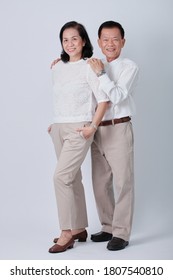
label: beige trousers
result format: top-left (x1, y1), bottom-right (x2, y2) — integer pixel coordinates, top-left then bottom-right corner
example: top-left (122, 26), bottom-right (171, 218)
top-left (50, 122), bottom-right (93, 230)
top-left (91, 121), bottom-right (134, 241)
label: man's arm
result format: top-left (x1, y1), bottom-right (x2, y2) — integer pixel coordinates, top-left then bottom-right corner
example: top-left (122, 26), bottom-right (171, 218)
top-left (50, 58), bottom-right (61, 69)
top-left (88, 58), bottom-right (139, 105)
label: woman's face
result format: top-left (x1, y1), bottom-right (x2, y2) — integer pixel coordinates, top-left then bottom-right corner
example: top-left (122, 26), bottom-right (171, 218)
top-left (62, 28), bottom-right (85, 62)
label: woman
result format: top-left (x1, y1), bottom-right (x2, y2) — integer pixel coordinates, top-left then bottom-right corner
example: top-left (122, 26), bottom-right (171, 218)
top-left (48, 21), bottom-right (109, 253)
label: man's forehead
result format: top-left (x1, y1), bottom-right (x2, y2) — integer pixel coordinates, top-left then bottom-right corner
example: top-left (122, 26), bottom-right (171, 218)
top-left (100, 28), bottom-right (121, 37)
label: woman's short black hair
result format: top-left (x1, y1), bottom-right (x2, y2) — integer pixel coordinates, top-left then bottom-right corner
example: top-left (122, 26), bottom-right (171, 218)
top-left (59, 21), bottom-right (93, 62)
top-left (98, 21), bottom-right (125, 39)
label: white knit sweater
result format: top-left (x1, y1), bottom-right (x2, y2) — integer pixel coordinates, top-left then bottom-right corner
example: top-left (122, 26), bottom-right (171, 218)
top-left (52, 59), bottom-right (108, 123)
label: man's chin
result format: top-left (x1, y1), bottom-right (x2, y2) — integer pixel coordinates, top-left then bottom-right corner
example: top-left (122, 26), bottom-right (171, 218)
top-left (106, 55), bottom-right (116, 62)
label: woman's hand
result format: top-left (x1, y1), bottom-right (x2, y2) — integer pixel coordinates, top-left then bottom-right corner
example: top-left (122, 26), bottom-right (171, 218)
top-left (76, 125), bottom-right (96, 140)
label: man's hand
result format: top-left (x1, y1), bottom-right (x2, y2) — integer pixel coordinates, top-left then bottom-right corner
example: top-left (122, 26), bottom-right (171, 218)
top-left (50, 58), bottom-right (61, 69)
top-left (87, 58), bottom-right (104, 75)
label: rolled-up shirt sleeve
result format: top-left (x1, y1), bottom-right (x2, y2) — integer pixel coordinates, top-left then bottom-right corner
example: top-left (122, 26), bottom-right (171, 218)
top-left (98, 63), bottom-right (139, 105)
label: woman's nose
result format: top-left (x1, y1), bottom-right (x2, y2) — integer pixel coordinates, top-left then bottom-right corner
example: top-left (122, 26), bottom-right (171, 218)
top-left (68, 40), bottom-right (74, 46)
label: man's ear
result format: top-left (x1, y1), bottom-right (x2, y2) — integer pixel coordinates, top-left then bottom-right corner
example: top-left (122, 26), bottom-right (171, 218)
top-left (121, 38), bottom-right (126, 48)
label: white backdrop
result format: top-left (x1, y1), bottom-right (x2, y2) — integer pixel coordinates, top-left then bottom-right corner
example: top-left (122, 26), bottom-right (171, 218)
top-left (0, 0), bottom-right (173, 260)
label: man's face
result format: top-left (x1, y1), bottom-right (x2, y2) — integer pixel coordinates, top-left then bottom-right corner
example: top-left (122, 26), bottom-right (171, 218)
top-left (98, 27), bottom-right (125, 62)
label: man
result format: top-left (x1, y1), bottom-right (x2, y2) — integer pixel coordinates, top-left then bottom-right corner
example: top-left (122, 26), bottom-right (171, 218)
top-left (87, 21), bottom-right (139, 251)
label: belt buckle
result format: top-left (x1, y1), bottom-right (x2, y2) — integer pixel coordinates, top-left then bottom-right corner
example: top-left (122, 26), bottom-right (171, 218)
top-left (112, 119), bottom-right (115, 126)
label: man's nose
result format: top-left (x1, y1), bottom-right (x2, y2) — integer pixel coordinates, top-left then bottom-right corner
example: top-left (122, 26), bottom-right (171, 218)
top-left (108, 39), bottom-right (114, 45)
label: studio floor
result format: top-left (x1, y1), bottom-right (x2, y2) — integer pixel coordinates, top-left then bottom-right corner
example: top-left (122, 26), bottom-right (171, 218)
top-left (1, 221), bottom-right (173, 260)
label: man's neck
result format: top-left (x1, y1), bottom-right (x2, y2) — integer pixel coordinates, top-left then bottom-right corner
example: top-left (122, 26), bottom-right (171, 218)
top-left (106, 55), bottom-right (120, 62)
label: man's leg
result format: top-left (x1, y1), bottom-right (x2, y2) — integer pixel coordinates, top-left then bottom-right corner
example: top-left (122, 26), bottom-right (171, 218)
top-left (103, 122), bottom-right (134, 247)
top-left (91, 129), bottom-right (115, 237)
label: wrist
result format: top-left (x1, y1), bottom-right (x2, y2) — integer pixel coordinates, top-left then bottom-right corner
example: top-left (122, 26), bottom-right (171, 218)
top-left (90, 123), bottom-right (98, 131)
top-left (96, 69), bottom-right (106, 77)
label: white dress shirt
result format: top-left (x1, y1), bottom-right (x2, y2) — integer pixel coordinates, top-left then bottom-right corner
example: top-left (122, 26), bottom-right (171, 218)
top-left (98, 56), bottom-right (139, 120)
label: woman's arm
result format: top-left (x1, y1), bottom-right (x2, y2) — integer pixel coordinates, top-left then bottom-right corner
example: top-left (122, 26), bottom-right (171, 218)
top-left (76, 101), bottom-right (108, 139)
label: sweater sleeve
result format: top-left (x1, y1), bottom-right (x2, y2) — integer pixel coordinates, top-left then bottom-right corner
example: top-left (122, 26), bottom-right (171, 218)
top-left (86, 64), bottom-right (109, 103)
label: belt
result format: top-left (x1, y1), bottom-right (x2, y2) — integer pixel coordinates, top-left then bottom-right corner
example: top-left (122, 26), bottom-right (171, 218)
top-left (99, 116), bottom-right (131, 126)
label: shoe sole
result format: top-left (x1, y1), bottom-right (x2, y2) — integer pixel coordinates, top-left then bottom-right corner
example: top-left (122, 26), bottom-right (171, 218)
top-left (91, 238), bottom-right (112, 242)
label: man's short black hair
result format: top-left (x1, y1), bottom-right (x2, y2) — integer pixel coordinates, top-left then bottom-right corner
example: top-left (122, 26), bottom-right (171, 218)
top-left (98, 21), bottom-right (125, 39)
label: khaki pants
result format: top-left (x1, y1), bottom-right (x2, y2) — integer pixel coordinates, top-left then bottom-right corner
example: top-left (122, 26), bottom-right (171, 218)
top-left (50, 122), bottom-right (93, 230)
top-left (91, 121), bottom-right (134, 241)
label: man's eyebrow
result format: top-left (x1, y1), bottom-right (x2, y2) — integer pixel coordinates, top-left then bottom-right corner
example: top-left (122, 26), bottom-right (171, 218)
top-left (102, 36), bottom-right (119, 38)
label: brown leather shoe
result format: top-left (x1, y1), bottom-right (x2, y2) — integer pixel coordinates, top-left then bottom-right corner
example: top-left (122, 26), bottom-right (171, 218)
top-left (53, 229), bottom-right (87, 243)
top-left (49, 237), bottom-right (74, 253)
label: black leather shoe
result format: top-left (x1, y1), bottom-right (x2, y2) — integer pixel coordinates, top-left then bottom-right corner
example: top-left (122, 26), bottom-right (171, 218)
top-left (91, 231), bottom-right (112, 242)
top-left (107, 237), bottom-right (129, 251)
